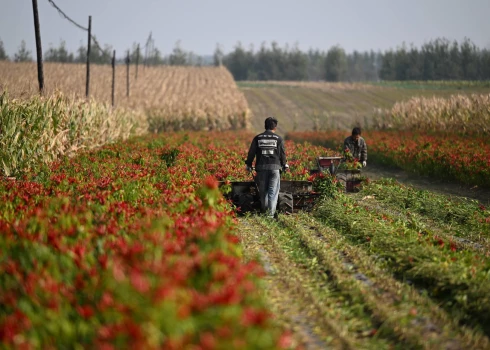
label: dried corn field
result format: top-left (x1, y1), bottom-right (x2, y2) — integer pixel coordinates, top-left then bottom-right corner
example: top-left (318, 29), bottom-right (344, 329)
top-left (372, 93), bottom-right (490, 135)
top-left (0, 62), bottom-right (250, 131)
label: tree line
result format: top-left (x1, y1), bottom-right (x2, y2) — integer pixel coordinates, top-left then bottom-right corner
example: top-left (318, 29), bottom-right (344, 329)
top-left (221, 38), bottom-right (490, 81)
top-left (1, 37), bottom-right (489, 81)
top-left (0, 38), bottom-right (210, 66)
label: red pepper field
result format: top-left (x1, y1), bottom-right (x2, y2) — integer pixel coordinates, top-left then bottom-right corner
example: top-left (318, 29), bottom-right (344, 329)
top-left (287, 130), bottom-right (490, 188)
top-left (2, 129), bottom-right (490, 349)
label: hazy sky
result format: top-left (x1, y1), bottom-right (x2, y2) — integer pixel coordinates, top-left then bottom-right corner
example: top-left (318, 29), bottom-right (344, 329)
top-left (1, 0), bottom-right (489, 59)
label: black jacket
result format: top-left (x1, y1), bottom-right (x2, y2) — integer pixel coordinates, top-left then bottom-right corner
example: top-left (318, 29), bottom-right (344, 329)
top-left (246, 130), bottom-right (287, 171)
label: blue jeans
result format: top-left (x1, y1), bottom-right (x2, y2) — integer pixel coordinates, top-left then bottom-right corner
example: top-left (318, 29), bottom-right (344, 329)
top-left (256, 170), bottom-right (280, 216)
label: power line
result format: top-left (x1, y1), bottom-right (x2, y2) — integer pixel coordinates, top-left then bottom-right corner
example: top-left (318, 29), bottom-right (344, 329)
top-left (46, 0), bottom-right (87, 31)
top-left (46, 0), bottom-right (108, 58)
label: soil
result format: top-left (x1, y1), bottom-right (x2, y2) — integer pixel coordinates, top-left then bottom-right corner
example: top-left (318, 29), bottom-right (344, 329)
top-left (362, 163), bottom-right (490, 205)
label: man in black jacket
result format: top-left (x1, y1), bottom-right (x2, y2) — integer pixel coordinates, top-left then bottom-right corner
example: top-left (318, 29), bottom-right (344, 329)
top-left (245, 117), bottom-right (289, 217)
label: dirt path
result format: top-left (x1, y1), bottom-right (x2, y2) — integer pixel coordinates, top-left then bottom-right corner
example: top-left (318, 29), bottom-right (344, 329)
top-left (362, 164), bottom-right (490, 205)
top-left (238, 218), bottom-right (337, 349)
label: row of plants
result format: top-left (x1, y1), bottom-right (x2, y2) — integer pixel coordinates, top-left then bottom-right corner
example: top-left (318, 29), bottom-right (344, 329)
top-left (279, 212), bottom-right (488, 349)
top-left (313, 184), bottom-right (490, 337)
top-left (234, 182), bottom-right (490, 349)
top-left (1, 131), bottom-right (303, 348)
top-left (287, 130), bottom-right (490, 188)
top-left (361, 178), bottom-right (490, 245)
top-left (241, 216), bottom-right (391, 349)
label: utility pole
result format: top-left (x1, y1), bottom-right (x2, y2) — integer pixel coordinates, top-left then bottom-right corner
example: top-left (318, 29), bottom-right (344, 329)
top-left (126, 50), bottom-right (130, 98)
top-left (32, 0), bottom-right (44, 94)
top-left (135, 44), bottom-right (140, 80)
top-left (111, 50), bottom-right (116, 107)
top-left (85, 15), bottom-right (92, 98)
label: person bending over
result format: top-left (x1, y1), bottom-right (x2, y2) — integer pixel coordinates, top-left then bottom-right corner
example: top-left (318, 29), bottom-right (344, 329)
top-left (344, 127), bottom-right (367, 167)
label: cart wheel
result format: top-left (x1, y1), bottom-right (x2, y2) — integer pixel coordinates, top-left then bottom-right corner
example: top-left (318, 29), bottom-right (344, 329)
top-left (278, 192), bottom-right (293, 215)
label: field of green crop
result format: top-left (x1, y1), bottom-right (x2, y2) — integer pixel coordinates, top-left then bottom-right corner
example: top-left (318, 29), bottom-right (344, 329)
top-left (239, 80), bottom-right (490, 133)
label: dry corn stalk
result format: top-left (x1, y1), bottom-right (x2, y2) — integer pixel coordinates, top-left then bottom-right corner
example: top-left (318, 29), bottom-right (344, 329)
top-left (371, 93), bottom-right (490, 134)
top-left (0, 62), bottom-right (250, 131)
top-left (0, 92), bottom-right (147, 177)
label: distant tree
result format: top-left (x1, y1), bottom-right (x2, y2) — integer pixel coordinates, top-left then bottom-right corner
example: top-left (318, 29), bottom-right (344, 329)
top-left (129, 42), bottom-right (141, 63)
top-left (460, 38), bottom-right (478, 80)
top-left (220, 37), bottom-right (487, 82)
top-left (75, 42), bottom-right (86, 63)
top-left (364, 51), bottom-right (380, 81)
top-left (394, 43), bottom-right (410, 80)
top-left (186, 51), bottom-right (203, 66)
top-left (306, 49), bottom-right (325, 81)
top-left (347, 50), bottom-right (364, 81)
top-left (256, 42), bottom-right (274, 80)
top-left (284, 44), bottom-right (308, 80)
top-left (45, 40), bottom-right (74, 63)
top-left (402, 44), bottom-right (420, 80)
top-left (324, 45), bottom-right (347, 82)
top-left (14, 40), bottom-right (32, 62)
top-left (432, 38), bottom-right (453, 79)
top-left (169, 41), bottom-right (187, 65)
top-left (379, 50), bottom-right (396, 80)
top-left (148, 47), bottom-right (164, 65)
top-left (213, 43), bottom-right (224, 66)
top-left (75, 39), bottom-right (112, 65)
top-left (0, 38), bottom-right (8, 60)
top-left (448, 40), bottom-right (461, 79)
top-left (480, 49), bottom-right (490, 80)
top-left (225, 42), bottom-right (253, 80)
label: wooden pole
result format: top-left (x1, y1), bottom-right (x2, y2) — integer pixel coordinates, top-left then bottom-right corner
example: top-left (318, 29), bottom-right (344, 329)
top-left (111, 50), bottom-right (116, 107)
top-left (135, 44), bottom-right (140, 80)
top-left (126, 50), bottom-right (130, 98)
top-left (85, 15), bottom-right (92, 98)
top-left (31, 0), bottom-right (44, 94)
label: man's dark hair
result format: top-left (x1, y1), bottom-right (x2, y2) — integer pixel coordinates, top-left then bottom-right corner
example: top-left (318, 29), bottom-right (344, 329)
top-left (352, 127), bottom-right (362, 136)
top-left (265, 117), bottom-right (278, 130)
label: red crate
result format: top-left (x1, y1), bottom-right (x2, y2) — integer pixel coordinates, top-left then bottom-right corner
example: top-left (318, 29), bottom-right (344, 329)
top-left (318, 158), bottom-right (333, 167)
top-left (317, 157), bottom-right (342, 169)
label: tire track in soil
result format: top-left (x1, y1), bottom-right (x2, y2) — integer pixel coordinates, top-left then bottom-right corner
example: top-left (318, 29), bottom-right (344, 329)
top-left (238, 217), bottom-right (355, 350)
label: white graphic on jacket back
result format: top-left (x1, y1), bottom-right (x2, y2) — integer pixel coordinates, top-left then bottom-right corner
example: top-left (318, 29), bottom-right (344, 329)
top-left (258, 139), bottom-right (277, 155)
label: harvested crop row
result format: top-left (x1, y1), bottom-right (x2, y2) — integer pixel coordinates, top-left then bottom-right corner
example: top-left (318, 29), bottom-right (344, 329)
top-left (359, 179), bottom-right (490, 251)
top-left (314, 190), bottom-right (490, 335)
top-left (239, 216), bottom-right (390, 349)
top-left (280, 212), bottom-right (489, 349)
